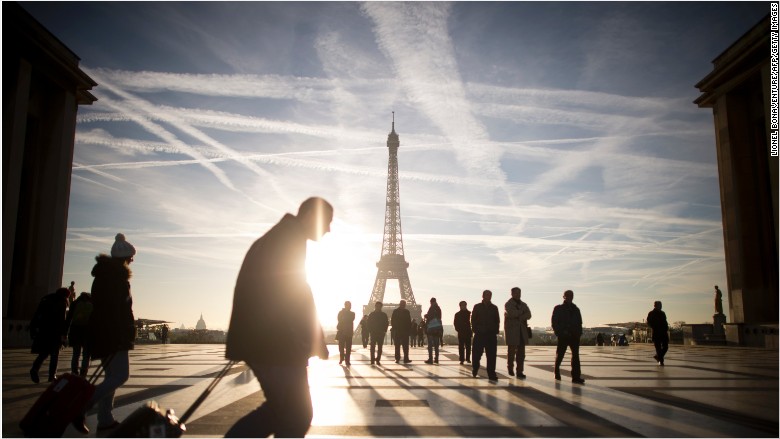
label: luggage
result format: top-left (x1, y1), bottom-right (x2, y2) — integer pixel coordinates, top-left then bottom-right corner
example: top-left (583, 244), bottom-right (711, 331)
top-left (109, 361), bottom-right (235, 438)
top-left (19, 357), bottom-right (110, 437)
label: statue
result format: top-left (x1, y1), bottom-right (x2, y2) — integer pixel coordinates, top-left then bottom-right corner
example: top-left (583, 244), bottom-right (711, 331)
top-left (714, 285), bottom-right (723, 314)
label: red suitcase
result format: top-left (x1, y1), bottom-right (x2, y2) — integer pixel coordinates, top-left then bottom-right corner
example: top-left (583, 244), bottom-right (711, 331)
top-left (19, 373), bottom-right (96, 437)
top-left (19, 356), bottom-right (110, 437)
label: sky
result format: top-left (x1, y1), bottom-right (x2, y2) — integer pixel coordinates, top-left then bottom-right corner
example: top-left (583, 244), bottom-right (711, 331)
top-left (20, 1), bottom-right (769, 331)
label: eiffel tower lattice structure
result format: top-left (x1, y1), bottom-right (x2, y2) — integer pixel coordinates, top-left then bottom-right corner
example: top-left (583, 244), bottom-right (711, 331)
top-left (363, 114), bottom-right (422, 324)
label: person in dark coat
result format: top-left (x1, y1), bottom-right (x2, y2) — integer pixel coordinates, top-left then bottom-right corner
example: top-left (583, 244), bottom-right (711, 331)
top-left (454, 301), bottom-right (472, 365)
top-left (65, 292), bottom-right (93, 377)
top-left (410, 319), bottom-right (418, 347)
top-left (72, 233), bottom-right (138, 434)
top-left (551, 289), bottom-right (585, 384)
top-left (504, 287), bottom-right (532, 378)
top-left (418, 317), bottom-right (426, 347)
top-left (647, 301), bottom-right (669, 366)
top-left (471, 290), bottom-right (500, 381)
top-left (424, 297), bottom-right (443, 364)
top-left (596, 332), bottom-right (604, 346)
top-left (29, 287), bottom-right (70, 383)
top-left (336, 301), bottom-right (355, 366)
top-left (367, 301), bottom-right (389, 365)
top-left (224, 198), bottom-right (332, 438)
top-left (391, 300), bottom-right (413, 364)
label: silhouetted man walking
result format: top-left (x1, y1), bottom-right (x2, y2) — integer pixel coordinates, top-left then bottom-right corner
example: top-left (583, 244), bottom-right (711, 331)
top-left (29, 287), bottom-right (69, 384)
top-left (367, 302), bottom-right (388, 365)
top-left (391, 300), bottom-right (412, 364)
top-left (337, 301), bottom-right (355, 366)
top-left (454, 301), bottom-right (471, 365)
top-left (552, 290), bottom-right (585, 384)
top-left (647, 301), bottom-right (669, 366)
top-left (504, 287), bottom-right (531, 378)
top-left (472, 290), bottom-right (500, 381)
top-left (225, 197), bottom-right (333, 437)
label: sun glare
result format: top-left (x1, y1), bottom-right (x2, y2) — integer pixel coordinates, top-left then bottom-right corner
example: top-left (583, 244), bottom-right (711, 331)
top-left (306, 222), bottom-right (378, 329)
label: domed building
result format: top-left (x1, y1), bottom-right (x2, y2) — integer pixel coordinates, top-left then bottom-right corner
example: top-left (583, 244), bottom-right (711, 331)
top-left (195, 313), bottom-right (207, 330)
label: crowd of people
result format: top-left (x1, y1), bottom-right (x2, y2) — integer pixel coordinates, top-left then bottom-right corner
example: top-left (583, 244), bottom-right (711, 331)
top-left (25, 197), bottom-right (672, 437)
top-left (338, 286), bottom-right (600, 385)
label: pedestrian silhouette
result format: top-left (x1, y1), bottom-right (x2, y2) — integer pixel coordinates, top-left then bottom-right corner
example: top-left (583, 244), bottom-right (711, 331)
top-left (225, 198), bottom-right (333, 438)
top-left (417, 317), bottom-right (426, 347)
top-left (410, 319), bottom-right (418, 347)
top-left (367, 302), bottom-right (388, 365)
top-left (391, 300), bottom-right (413, 364)
top-left (647, 300), bottom-right (669, 366)
top-left (161, 324), bottom-right (169, 344)
top-left (29, 287), bottom-right (70, 384)
top-left (72, 232), bottom-right (138, 434)
top-left (424, 298), bottom-right (443, 364)
top-left (596, 332), bottom-right (604, 346)
top-left (504, 287), bottom-right (531, 378)
top-left (552, 289), bottom-right (585, 384)
top-left (359, 315), bottom-right (369, 348)
top-left (337, 301), bottom-right (355, 366)
top-left (67, 281), bottom-right (76, 306)
top-left (454, 301), bottom-right (472, 365)
top-left (471, 290), bottom-right (500, 381)
top-left (65, 291), bottom-right (93, 377)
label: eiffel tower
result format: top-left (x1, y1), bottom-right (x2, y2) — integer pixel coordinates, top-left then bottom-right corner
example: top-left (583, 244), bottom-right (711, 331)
top-left (363, 113), bottom-right (422, 323)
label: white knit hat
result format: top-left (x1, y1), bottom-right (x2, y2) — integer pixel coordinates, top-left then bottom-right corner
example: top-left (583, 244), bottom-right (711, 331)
top-left (111, 233), bottom-right (136, 259)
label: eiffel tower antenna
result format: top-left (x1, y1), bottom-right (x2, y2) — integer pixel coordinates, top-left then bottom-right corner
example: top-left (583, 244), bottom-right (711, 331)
top-left (365, 114), bottom-right (421, 322)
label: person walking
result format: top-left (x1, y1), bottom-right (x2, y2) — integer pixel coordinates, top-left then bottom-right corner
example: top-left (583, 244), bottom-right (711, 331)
top-left (359, 315), bottom-right (369, 348)
top-left (454, 301), bottom-right (472, 365)
top-left (224, 198), bottom-right (332, 438)
top-left (471, 290), bottom-right (500, 381)
top-left (417, 318), bottom-right (426, 347)
top-left (29, 287), bottom-right (70, 384)
top-left (391, 300), bottom-right (413, 364)
top-left (72, 233), bottom-right (138, 434)
top-left (65, 291), bottom-right (93, 377)
top-left (410, 319), bottom-right (418, 347)
top-left (68, 281), bottom-right (77, 307)
top-left (646, 301), bottom-right (669, 366)
top-left (367, 302), bottom-right (388, 365)
top-left (551, 289), bottom-right (585, 384)
top-left (336, 301), bottom-right (355, 366)
top-left (504, 287), bottom-right (532, 378)
top-left (424, 298), bottom-right (443, 364)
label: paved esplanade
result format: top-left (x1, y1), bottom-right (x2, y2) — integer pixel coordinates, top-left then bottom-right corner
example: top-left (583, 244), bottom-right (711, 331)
top-left (2, 344), bottom-right (777, 437)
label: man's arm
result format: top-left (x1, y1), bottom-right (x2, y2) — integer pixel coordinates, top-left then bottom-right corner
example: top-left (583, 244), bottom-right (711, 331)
top-left (505, 300), bottom-right (521, 319)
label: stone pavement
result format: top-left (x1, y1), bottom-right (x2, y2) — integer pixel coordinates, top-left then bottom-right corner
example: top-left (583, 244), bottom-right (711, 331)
top-left (2, 343), bottom-right (777, 437)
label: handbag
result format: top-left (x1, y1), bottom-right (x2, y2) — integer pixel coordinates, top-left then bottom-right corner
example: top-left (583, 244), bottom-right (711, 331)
top-left (527, 326), bottom-right (533, 338)
top-left (427, 317), bottom-right (442, 329)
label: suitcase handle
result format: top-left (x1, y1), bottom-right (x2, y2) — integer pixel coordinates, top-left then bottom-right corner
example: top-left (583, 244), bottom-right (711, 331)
top-left (179, 361), bottom-right (236, 424)
top-left (87, 353), bottom-right (116, 385)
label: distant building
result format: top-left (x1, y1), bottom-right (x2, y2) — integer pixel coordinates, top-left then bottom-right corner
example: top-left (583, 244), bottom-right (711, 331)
top-left (196, 313), bottom-right (207, 330)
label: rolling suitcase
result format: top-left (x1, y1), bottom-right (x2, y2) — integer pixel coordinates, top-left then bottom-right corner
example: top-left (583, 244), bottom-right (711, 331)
top-left (109, 361), bottom-right (235, 437)
top-left (19, 357), bottom-right (110, 437)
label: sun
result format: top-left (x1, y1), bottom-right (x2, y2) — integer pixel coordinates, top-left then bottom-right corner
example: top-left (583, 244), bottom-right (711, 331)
top-left (305, 221), bottom-right (378, 329)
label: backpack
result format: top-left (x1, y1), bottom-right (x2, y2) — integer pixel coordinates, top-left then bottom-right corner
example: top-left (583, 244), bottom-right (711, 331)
top-left (70, 300), bottom-right (93, 327)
